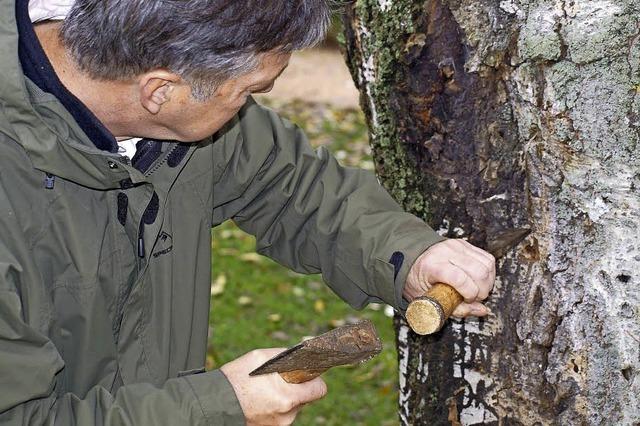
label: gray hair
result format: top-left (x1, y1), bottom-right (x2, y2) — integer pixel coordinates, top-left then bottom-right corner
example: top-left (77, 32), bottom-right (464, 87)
top-left (61, 0), bottom-right (331, 100)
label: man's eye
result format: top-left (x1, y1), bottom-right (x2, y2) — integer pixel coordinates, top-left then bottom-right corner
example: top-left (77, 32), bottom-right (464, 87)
top-left (252, 83), bottom-right (274, 94)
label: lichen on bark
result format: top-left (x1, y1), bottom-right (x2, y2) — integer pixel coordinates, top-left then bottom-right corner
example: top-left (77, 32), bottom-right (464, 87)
top-left (342, 0), bottom-right (432, 217)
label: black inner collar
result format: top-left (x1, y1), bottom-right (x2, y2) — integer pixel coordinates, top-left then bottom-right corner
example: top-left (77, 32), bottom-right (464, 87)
top-left (16, 0), bottom-right (118, 153)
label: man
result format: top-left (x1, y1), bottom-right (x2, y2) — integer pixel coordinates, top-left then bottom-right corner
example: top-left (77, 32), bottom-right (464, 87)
top-left (0, 0), bottom-right (495, 424)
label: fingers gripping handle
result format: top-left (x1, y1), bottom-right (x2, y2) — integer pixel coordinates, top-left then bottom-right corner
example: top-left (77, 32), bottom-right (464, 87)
top-left (279, 368), bottom-right (328, 384)
top-left (405, 283), bottom-right (464, 335)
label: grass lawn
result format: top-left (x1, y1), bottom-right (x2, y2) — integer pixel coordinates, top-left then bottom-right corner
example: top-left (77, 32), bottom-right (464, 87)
top-left (208, 100), bottom-right (399, 425)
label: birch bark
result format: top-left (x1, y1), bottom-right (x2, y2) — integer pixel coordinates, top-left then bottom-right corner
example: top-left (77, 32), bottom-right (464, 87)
top-left (342, 0), bottom-right (640, 424)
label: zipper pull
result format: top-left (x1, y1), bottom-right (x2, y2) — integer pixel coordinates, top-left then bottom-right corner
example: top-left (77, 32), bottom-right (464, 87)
top-left (44, 173), bottom-right (55, 190)
top-left (137, 223), bottom-right (145, 258)
top-left (138, 236), bottom-right (145, 258)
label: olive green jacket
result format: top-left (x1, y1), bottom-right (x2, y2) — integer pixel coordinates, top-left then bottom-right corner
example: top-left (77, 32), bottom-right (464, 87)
top-left (0, 0), bottom-right (443, 424)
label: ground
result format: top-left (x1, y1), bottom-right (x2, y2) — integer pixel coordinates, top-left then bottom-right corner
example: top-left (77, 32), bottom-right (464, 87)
top-left (257, 48), bottom-right (360, 109)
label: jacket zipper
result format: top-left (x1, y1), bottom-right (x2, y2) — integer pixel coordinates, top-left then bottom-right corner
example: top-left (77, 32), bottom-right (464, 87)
top-left (143, 144), bottom-right (179, 177)
top-left (113, 143), bottom-right (183, 342)
top-left (135, 143), bottom-right (180, 260)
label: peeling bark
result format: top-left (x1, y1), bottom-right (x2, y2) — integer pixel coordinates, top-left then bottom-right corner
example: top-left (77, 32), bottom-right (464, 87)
top-left (343, 0), bottom-right (640, 424)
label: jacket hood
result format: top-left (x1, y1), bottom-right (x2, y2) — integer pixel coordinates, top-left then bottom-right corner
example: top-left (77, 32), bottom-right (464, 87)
top-left (0, 0), bottom-right (145, 189)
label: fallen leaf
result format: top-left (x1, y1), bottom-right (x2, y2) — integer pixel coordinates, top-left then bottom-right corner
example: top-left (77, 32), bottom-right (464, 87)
top-left (292, 287), bottom-right (305, 297)
top-left (378, 380), bottom-right (394, 395)
top-left (268, 313), bottom-right (281, 322)
top-left (219, 230), bottom-right (234, 239)
top-left (240, 253), bottom-right (263, 263)
top-left (335, 150), bottom-right (347, 160)
top-left (314, 299), bottom-right (325, 313)
top-left (210, 274), bottom-right (227, 296)
top-left (329, 318), bottom-right (346, 328)
top-left (360, 160), bottom-right (375, 170)
top-left (218, 248), bottom-right (239, 256)
top-left (238, 296), bottom-right (253, 306)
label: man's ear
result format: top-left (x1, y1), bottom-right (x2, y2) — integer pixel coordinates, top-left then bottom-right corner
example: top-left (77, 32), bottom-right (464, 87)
top-left (139, 70), bottom-right (181, 115)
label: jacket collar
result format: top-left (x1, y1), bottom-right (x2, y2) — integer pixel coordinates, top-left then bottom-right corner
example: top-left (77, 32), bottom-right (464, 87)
top-left (16, 0), bottom-right (118, 153)
top-left (0, 0), bottom-right (145, 189)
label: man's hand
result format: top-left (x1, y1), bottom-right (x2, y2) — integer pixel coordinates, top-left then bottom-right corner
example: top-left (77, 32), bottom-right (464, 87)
top-left (404, 239), bottom-right (496, 317)
top-left (220, 349), bottom-right (328, 426)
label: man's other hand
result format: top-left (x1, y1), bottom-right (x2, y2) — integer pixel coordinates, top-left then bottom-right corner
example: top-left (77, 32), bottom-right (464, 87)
top-left (404, 239), bottom-right (496, 318)
top-left (220, 348), bottom-right (328, 426)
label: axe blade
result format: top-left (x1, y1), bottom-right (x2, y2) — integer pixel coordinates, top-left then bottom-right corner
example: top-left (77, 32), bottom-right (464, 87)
top-left (250, 320), bottom-right (382, 377)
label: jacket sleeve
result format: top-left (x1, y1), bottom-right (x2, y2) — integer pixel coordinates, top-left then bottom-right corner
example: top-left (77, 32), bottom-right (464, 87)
top-left (212, 100), bottom-right (445, 312)
top-left (0, 185), bottom-right (244, 425)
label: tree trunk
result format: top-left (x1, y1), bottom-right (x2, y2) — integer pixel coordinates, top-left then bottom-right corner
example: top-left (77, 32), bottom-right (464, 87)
top-left (342, 0), bottom-right (640, 424)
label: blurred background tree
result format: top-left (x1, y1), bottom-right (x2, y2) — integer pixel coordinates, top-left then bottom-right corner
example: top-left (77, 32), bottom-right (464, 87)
top-left (342, 0), bottom-right (640, 425)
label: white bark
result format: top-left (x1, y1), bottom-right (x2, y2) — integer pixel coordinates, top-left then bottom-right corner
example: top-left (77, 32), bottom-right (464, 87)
top-left (344, 0), bottom-right (640, 423)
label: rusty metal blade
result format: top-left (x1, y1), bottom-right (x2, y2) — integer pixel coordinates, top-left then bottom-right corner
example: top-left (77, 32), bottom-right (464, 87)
top-left (486, 227), bottom-right (531, 259)
top-left (250, 320), bottom-right (382, 376)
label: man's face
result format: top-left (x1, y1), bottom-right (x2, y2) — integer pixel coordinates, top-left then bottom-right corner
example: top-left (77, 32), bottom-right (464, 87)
top-left (157, 52), bottom-right (291, 142)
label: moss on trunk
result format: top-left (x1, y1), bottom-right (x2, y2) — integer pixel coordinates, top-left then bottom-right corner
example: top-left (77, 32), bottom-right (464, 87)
top-left (343, 1), bottom-right (431, 218)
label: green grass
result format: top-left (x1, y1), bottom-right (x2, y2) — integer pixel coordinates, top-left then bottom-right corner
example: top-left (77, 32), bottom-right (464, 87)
top-left (209, 100), bottom-right (399, 425)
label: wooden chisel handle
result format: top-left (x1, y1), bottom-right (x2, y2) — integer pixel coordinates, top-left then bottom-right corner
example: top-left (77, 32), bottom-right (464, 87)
top-left (279, 368), bottom-right (328, 384)
top-left (405, 283), bottom-right (464, 335)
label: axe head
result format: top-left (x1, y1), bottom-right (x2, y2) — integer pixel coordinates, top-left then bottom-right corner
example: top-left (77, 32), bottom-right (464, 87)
top-left (250, 320), bottom-right (383, 376)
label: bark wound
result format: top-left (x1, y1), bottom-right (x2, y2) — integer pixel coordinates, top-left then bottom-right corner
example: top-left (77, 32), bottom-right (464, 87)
top-left (394, 1), bottom-right (525, 248)
top-left (390, 1), bottom-right (531, 423)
